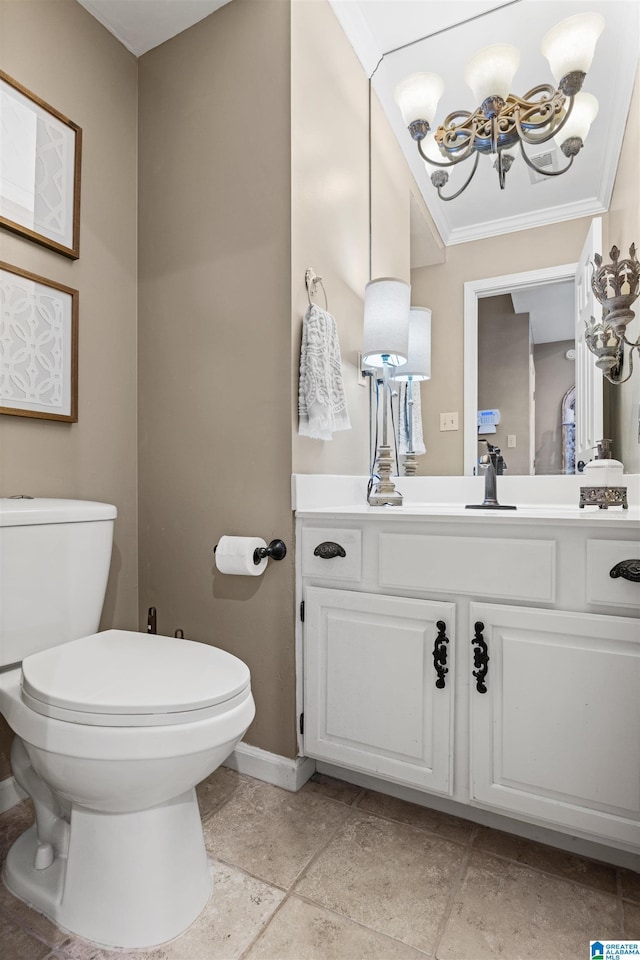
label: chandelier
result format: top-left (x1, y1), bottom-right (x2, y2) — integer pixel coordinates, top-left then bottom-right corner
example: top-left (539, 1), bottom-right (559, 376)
top-left (394, 13), bottom-right (604, 201)
top-left (585, 244), bottom-right (639, 384)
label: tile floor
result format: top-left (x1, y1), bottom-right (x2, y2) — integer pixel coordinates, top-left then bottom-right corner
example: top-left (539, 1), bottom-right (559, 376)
top-left (0, 768), bottom-right (638, 960)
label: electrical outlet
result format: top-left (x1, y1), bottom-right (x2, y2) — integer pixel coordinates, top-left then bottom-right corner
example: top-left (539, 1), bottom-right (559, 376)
top-left (440, 412), bottom-right (458, 431)
top-left (507, 434), bottom-right (516, 448)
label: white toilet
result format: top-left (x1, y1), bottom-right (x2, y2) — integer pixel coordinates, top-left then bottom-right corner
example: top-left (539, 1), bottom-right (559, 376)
top-left (0, 498), bottom-right (255, 949)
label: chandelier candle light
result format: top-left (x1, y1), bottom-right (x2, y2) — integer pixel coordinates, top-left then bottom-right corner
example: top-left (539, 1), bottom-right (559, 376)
top-left (392, 307), bottom-right (432, 476)
top-left (394, 12), bottom-right (604, 200)
top-left (362, 278), bottom-right (410, 506)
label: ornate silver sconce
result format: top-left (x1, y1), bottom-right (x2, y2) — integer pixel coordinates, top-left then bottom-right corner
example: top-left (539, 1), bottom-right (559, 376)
top-left (585, 243), bottom-right (639, 384)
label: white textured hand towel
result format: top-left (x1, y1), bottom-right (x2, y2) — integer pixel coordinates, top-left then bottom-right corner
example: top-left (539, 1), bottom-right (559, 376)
top-left (396, 381), bottom-right (426, 455)
top-left (298, 304), bottom-right (351, 440)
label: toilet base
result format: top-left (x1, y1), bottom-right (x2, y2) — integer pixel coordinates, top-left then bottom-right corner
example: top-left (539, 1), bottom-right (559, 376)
top-left (3, 787), bottom-right (212, 949)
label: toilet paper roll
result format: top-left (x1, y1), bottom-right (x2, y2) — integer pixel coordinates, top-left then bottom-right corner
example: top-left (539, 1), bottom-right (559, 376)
top-left (215, 536), bottom-right (268, 576)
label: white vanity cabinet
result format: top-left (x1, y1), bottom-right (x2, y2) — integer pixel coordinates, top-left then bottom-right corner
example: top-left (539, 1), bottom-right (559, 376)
top-left (469, 602), bottom-right (640, 849)
top-left (304, 586), bottom-right (455, 794)
top-left (297, 511), bottom-right (640, 856)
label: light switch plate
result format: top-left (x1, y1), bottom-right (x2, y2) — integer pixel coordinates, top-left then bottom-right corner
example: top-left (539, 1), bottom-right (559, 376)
top-left (440, 412), bottom-right (458, 431)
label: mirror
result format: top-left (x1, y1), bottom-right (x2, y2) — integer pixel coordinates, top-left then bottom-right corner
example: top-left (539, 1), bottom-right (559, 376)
top-left (468, 271), bottom-right (581, 476)
top-left (362, 1), bottom-right (636, 477)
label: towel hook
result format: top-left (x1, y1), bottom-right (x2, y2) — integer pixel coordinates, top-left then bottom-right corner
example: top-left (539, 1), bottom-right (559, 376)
top-left (305, 268), bottom-right (328, 310)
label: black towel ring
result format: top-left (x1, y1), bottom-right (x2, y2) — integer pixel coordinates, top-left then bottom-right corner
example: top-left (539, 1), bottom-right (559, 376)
top-left (305, 268), bottom-right (328, 311)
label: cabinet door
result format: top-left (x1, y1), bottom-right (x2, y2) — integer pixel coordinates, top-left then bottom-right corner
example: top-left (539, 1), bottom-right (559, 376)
top-left (470, 602), bottom-right (640, 849)
top-left (304, 586), bottom-right (455, 794)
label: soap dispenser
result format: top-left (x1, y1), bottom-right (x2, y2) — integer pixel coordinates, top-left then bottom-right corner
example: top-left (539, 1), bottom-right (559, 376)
top-left (579, 439), bottom-right (628, 509)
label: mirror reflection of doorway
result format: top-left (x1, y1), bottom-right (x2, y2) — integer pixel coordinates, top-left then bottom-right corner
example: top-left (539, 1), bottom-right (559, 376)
top-left (477, 282), bottom-right (575, 475)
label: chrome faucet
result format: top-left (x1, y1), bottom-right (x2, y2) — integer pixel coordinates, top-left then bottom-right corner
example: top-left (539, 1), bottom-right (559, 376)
top-left (466, 440), bottom-right (516, 510)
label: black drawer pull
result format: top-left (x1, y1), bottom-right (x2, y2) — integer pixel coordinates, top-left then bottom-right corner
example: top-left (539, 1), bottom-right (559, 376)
top-left (610, 559), bottom-right (640, 582)
top-left (433, 621), bottom-right (449, 689)
top-left (314, 541), bottom-right (346, 559)
top-left (471, 621), bottom-right (489, 694)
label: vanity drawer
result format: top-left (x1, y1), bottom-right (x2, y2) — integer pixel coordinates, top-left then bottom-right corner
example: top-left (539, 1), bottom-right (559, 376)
top-left (301, 527), bottom-right (362, 582)
top-left (586, 540), bottom-right (640, 610)
top-left (379, 533), bottom-right (556, 603)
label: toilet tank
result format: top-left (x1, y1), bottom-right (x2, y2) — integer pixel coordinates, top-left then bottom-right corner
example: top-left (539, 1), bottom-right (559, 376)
top-left (0, 499), bottom-right (117, 667)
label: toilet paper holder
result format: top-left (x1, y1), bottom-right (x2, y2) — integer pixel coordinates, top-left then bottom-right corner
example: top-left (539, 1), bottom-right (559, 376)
top-left (213, 538), bottom-right (287, 565)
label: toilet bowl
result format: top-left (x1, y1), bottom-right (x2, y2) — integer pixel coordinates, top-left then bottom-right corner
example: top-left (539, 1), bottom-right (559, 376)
top-left (0, 629), bottom-right (255, 948)
top-left (0, 496), bottom-right (255, 950)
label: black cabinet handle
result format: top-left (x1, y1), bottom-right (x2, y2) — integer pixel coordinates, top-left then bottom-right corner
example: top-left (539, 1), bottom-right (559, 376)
top-left (610, 559), bottom-right (640, 582)
top-left (313, 541), bottom-right (346, 559)
top-left (472, 621), bottom-right (489, 694)
top-left (433, 621), bottom-right (449, 689)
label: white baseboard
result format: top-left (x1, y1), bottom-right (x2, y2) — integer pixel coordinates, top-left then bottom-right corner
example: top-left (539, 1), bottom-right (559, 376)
top-left (224, 742), bottom-right (316, 792)
top-left (0, 776), bottom-right (27, 814)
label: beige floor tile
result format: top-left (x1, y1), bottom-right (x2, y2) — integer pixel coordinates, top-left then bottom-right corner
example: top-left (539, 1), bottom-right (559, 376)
top-left (202, 777), bottom-right (350, 889)
top-left (0, 909), bottom-right (53, 960)
top-left (357, 790), bottom-right (473, 845)
top-left (0, 798), bottom-right (34, 862)
top-left (472, 827), bottom-right (619, 895)
top-left (437, 850), bottom-right (621, 960)
top-left (300, 773), bottom-right (362, 806)
top-left (245, 895), bottom-right (430, 960)
top-left (620, 867), bottom-right (640, 905)
top-left (0, 882), bottom-right (69, 948)
top-left (294, 813), bottom-right (466, 954)
top-left (624, 901), bottom-right (640, 939)
top-left (59, 862), bottom-right (284, 960)
top-left (196, 766), bottom-right (249, 822)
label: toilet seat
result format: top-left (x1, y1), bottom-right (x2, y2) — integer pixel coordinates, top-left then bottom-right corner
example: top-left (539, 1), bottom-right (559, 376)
top-left (21, 629), bottom-right (251, 727)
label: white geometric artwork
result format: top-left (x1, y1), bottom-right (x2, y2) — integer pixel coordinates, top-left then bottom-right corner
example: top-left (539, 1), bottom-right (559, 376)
top-left (0, 71), bottom-right (81, 258)
top-left (0, 265), bottom-right (77, 421)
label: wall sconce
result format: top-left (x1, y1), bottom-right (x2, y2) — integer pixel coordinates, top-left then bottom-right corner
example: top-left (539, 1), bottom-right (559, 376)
top-left (362, 278), bottom-right (410, 506)
top-left (392, 307), bottom-right (431, 476)
top-left (585, 243), bottom-right (639, 383)
top-left (394, 12), bottom-right (604, 200)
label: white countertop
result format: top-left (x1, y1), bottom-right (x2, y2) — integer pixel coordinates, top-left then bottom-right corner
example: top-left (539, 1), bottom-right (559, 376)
top-left (292, 475), bottom-right (640, 528)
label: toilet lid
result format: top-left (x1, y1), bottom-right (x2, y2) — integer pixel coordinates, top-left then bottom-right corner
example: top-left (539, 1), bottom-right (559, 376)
top-left (21, 630), bottom-right (251, 726)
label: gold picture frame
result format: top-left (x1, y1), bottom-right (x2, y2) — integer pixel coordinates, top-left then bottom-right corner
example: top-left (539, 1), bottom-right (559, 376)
top-left (0, 70), bottom-right (82, 259)
top-left (0, 261), bottom-right (79, 422)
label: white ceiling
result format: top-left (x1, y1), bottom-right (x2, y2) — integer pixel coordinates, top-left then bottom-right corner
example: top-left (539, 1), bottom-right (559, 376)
top-left (76, 0), bottom-right (231, 56)
top-left (77, 0), bottom-right (638, 248)
top-left (511, 280), bottom-right (574, 344)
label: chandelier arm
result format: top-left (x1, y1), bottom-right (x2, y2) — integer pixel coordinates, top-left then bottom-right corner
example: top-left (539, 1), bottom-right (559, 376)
top-left (417, 137), bottom-right (476, 168)
top-left (519, 141), bottom-right (575, 177)
top-left (434, 152), bottom-right (480, 202)
top-left (417, 140), bottom-right (473, 170)
top-left (515, 94), bottom-right (575, 147)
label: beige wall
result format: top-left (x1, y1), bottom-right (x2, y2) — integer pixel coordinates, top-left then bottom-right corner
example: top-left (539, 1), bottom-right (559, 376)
top-left (0, 1), bottom-right (138, 778)
top-left (290, 0), bottom-right (439, 477)
top-left (291, 0), bottom-right (369, 476)
top-left (534, 340), bottom-right (575, 475)
top-left (607, 70), bottom-right (639, 474)
top-left (478, 296), bottom-right (530, 475)
top-left (138, 0), bottom-right (297, 758)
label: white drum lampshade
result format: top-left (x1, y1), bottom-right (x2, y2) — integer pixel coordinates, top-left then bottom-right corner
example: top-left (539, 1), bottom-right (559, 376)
top-left (393, 307), bottom-right (431, 381)
top-left (362, 278), bottom-right (410, 368)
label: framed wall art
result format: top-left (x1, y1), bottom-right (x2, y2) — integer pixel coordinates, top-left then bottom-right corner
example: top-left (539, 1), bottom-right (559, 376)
top-left (0, 70), bottom-right (82, 259)
top-left (0, 262), bottom-right (78, 422)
